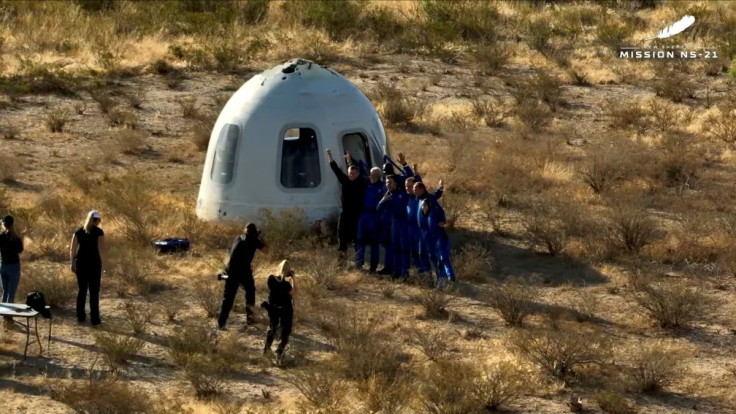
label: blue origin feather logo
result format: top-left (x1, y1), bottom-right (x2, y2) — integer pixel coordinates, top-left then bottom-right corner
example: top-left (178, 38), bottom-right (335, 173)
top-left (645, 15), bottom-right (696, 41)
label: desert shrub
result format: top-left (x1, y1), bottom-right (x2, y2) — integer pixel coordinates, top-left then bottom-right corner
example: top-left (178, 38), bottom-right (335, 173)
top-left (471, 97), bottom-right (509, 127)
top-left (416, 287), bottom-right (453, 318)
top-left (653, 70), bottom-right (697, 103)
top-left (532, 70), bottom-right (565, 112)
top-left (569, 288), bottom-right (599, 322)
top-left (471, 43), bottom-right (509, 73)
top-left (604, 98), bottom-right (647, 133)
top-left (607, 205), bottom-right (657, 254)
top-left (45, 107), bottom-right (69, 132)
top-left (510, 325), bottom-right (612, 381)
top-left (646, 98), bottom-right (679, 133)
top-left (109, 244), bottom-right (155, 296)
top-left (107, 108), bottom-right (138, 128)
top-left (419, 360), bottom-right (484, 414)
top-left (594, 390), bottom-right (638, 414)
top-left (17, 265), bottom-right (76, 308)
top-left (288, 367), bottom-right (347, 412)
top-left (703, 103), bottom-right (736, 144)
top-left (515, 99), bottom-right (552, 132)
top-left (522, 202), bottom-right (575, 256)
top-left (580, 148), bottom-right (628, 194)
top-left (167, 323), bottom-right (218, 366)
top-left (281, 0), bottom-right (363, 41)
top-left (452, 242), bottom-right (495, 283)
top-left (89, 89), bottom-right (117, 114)
top-left (190, 120), bottom-right (211, 151)
top-left (487, 277), bottom-right (539, 326)
top-left (177, 96), bottom-right (200, 118)
top-left (124, 91), bottom-right (143, 109)
top-left (28, 226), bottom-right (67, 261)
top-left (630, 275), bottom-right (715, 328)
top-left (1, 123), bottom-right (19, 139)
top-left (627, 342), bottom-right (685, 393)
top-left (300, 246), bottom-right (340, 290)
top-left (112, 129), bottom-right (146, 155)
top-left (473, 361), bottom-right (531, 411)
top-left (37, 191), bottom-right (87, 232)
top-left (124, 302), bottom-right (152, 334)
top-left (596, 20), bottom-right (631, 52)
top-left (410, 328), bottom-right (451, 363)
top-left (526, 17), bottom-right (554, 52)
top-left (439, 191), bottom-right (470, 229)
top-left (194, 276), bottom-right (221, 318)
top-left (101, 174), bottom-right (156, 243)
top-left (329, 314), bottom-right (401, 381)
top-left (49, 376), bottom-right (152, 414)
top-left (185, 354), bottom-right (228, 399)
top-left (257, 207), bottom-right (309, 256)
top-left (381, 98), bottom-right (420, 127)
top-left (161, 295), bottom-right (180, 322)
top-left (421, 0), bottom-right (500, 43)
top-left (94, 332), bottom-right (144, 372)
top-left (0, 154), bottom-right (19, 183)
top-left (359, 372), bottom-right (412, 414)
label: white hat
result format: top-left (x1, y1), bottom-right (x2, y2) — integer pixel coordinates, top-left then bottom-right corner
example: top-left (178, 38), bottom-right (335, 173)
top-left (277, 260), bottom-right (292, 278)
top-left (90, 210), bottom-right (101, 219)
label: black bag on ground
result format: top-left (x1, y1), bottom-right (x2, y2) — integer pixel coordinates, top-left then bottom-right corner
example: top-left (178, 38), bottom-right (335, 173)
top-left (26, 291), bottom-right (52, 318)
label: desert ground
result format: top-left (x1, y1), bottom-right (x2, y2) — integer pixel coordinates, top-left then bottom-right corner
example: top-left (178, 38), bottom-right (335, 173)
top-left (1, 1), bottom-right (736, 413)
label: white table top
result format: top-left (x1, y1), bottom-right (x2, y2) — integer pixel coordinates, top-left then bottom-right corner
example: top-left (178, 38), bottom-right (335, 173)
top-left (0, 303), bottom-right (38, 317)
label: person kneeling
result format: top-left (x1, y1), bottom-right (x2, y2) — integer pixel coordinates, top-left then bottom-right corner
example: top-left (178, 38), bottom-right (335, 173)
top-left (263, 260), bottom-right (295, 364)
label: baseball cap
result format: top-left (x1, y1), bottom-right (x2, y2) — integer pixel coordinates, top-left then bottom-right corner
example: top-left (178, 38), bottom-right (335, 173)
top-left (90, 210), bottom-right (101, 219)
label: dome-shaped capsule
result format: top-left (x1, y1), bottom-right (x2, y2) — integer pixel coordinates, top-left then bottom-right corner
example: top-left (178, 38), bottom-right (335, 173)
top-left (197, 59), bottom-right (388, 223)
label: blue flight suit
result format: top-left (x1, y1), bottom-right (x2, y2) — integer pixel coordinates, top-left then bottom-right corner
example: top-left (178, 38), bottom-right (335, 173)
top-left (379, 164), bottom-right (414, 273)
top-left (378, 189), bottom-right (410, 278)
top-left (418, 198), bottom-right (455, 283)
top-left (356, 180), bottom-right (386, 271)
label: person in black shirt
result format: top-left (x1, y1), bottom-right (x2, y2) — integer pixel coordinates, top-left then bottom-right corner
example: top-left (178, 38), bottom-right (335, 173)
top-left (70, 210), bottom-right (106, 325)
top-left (263, 259), bottom-right (294, 364)
top-left (218, 223), bottom-right (267, 329)
top-left (326, 148), bottom-right (367, 264)
top-left (0, 215), bottom-right (25, 304)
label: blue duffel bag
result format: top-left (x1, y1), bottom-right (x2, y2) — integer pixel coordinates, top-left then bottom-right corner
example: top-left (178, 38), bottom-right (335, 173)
top-left (152, 238), bottom-right (190, 253)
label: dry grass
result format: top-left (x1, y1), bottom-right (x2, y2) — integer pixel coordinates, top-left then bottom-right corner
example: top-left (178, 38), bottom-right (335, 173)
top-left (288, 366), bottom-right (347, 412)
top-left (487, 278), bottom-right (539, 326)
top-left (594, 390), bottom-right (638, 414)
top-left (185, 354), bottom-right (229, 399)
top-left (474, 360), bottom-right (532, 411)
top-left (626, 342), bottom-right (686, 393)
top-left (452, 242), bottom-right (495, 283)
top-left (93, 331), bottom-right (144, 373)
top-left (629, 274), bottom-right (716, 328)
top-left (194, 277), bottom-right (221, 318)
top-left (124, 302), bottom-right (152, 334)
top-left (510, 325), bottom-right (612, 381)
top-left (49, 374), bottom-right (153, 414)
top-left (17, 265), bottom-right (77, 309)
top-left (416, 287), bottom-right (453, 318)
top-left (44, 107), bottom-right (69, 132)
top-left (167, 323), bottom-right (218, 367)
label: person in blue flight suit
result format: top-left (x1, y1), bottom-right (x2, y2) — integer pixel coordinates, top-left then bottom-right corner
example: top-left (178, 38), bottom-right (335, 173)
top-left (377, 153), bottom-right (414, 275)
top-left (377, 174), bottom-right (411, 279)
top-left (356, 167), bottom-right (386, 273)
top-left (412, 180), bottom-right (444, 275)
top-left (418, 196), bottom-right (455, 286)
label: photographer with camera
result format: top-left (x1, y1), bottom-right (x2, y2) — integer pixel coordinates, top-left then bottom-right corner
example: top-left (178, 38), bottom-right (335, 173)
top-left (218, 223), bottom-right (267, 330)
top-left (262, 260), bottom-right (295, 365)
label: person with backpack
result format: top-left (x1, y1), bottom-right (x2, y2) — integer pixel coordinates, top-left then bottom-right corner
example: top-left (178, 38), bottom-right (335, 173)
top-left (218, 223), bottom-right (267, 330)
top-left (262, 260), bottom-right (295, 365)
top-left (1, 215), bottom-right (25, 304)
top-left (70, 210), bottom-right (106, 325)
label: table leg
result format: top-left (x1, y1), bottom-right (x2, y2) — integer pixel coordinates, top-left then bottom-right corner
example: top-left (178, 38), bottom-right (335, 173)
top-left (23, 318), bottom-right (29, 360)
top-left (34, 316), bottom-right (43, 354)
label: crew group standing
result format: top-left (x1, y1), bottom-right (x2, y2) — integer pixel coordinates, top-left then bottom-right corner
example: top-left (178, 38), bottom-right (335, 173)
top-left (326, 149), bottom-right (454, 285)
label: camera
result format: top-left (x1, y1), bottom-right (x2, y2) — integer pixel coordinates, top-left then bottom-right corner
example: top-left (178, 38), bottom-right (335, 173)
top-left (217, 272), bottom-right (229, 281)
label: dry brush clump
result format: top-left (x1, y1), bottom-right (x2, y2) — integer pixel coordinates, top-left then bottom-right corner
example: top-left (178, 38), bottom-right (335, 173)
top-left (124, 301), bottom-right (152, 334)
top-left (509, 324), bottom-right (612, 382)
top-left (487, 277), bottom-right (539, 327)
top-left (358, 371), bottom-right (413, 414)
top-left (418, 360), bottom-right (484, 414)
top-left (625, 341), bottom-right (686, 393)
top-left (101, 174), bottom-right (157, 244)
top-left (452, 242), bottom-right (495, 283)
top-left (167, 323), bottom-right (219, 367)
top-left (580, 146), bottom-right (630, 194)
top-left (288, 366), bottom-right (347, 413)
top-left (604, 98), bottom-right (648, 134)
top-left (194, 276), bottom-right (222, 318)
top-left (703, 102), bottom-right (736, 144)
top-left (185, 354), bottom-right (229, 399)
top-left (17, 264), bottom-right (76, 309)
top-left (93, 331), bottom-right (144, 373)
top-left (44, 107), bottom-right (69, 133)
top-left (474, 360), bottom-right (533, 412)
top-left (522, 200), bottom-right (579, 256)
top-left (49, 375), bottom-right (153, 414)
top-left (606, 204), bottom-right (658, 254)
top-left (416, 287), bottom-right (454, 318)
top-left (410, 328), bottom-right (452, 363)
top-left (593, 390), bottom-right (638, 414)
top-left (629, 274), bottom-right (716, 328)
top-left (108, 243), bottom-right (156, 296)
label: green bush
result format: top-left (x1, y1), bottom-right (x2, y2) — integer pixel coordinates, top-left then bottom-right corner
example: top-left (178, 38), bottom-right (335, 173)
top-left (281, 0), bottom-right (364, 41)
